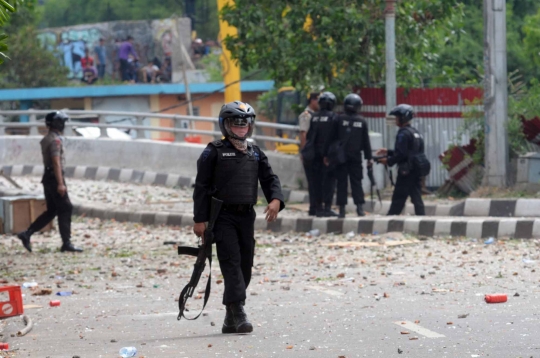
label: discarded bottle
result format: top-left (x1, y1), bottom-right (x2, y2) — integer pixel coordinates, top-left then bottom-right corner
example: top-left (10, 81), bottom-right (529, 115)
top-left (0, 343), bottom-right (9, 350)
top-left (119, 347), bottom-right (138, 357)
top-left (346, 231), bottom-right (355, 239)
top-left (484, 237), bottom-right (495, 245)
top-left (49, 300), bottom-right (61, 307)
top-left (22, 282), bottom-right (38, 288)
top-left (56, 291), bottom-right (72, 296)
top-left (485, 294), bottom-right (507, 303)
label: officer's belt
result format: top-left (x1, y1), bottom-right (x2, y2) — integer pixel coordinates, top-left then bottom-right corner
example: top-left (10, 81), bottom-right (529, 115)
top-left (221, 203), bottom-right (253, 213)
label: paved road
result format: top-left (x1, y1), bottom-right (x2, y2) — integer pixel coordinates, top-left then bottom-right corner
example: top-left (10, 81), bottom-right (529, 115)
top-left (1, 219), bottom-right (539, 357)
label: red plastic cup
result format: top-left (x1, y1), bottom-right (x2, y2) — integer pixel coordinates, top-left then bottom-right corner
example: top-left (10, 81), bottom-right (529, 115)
top-left (485, 294), bottom-right (507, 303)
top-left (0, 342), bottom-right (9, 350)
top-left (49, 300), bottom-right (61, 307)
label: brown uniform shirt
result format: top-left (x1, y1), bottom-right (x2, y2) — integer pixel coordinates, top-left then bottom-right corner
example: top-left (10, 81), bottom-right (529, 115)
top-left (298, 106), bottom-right (314, 133)
top-left (41, 131), bottom-right (65, 169)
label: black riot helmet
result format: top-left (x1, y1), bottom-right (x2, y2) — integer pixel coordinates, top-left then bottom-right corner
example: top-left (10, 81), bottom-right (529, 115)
top-left (218, 101), bottom-right (256, 140)
top-left (45, 111), bottom-right (69, 132)
top-left (343, 93), bottom-right (363, 115)
top-left (389, 104), bottom-right (415, 125)
top-left (317, 91), bottom-right (336, 111)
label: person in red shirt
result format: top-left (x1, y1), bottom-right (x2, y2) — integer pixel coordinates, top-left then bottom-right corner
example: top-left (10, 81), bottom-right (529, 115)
top-left (81, 48), bottom-right (94, 68)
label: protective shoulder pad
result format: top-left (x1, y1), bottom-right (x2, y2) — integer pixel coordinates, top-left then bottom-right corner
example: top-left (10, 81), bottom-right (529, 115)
top-left (210, 139), bottom-right (224, 148)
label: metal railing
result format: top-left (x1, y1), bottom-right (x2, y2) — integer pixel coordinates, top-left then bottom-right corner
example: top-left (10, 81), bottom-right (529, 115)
top-left (0, 109), bottom-right (301, 145)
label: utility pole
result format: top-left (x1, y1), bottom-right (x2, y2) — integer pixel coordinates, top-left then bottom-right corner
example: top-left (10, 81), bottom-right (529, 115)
top-left (181, 44), bottom-right (194, 118)
top-left (483, 0), bottom-right (508, 187)
top-left (385, 0), bottom-right (397, 150)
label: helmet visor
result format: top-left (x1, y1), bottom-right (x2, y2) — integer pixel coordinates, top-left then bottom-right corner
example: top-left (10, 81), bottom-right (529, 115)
top-left (229, 116), bottom-right (253, 127)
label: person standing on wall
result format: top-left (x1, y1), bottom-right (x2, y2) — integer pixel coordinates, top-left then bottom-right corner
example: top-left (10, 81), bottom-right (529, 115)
top-left (119, 36), bottom-right (138, 82)
top-left (324, 93), bottom-right (372, 218)
top-left (375, 104), bottom-right (430, 216)
top-left (17, 112), bottom-right (83, 253)
top-left (298, 92), bottom-right (319, 216)
top-left (94, 38), bottom-right (107, 80)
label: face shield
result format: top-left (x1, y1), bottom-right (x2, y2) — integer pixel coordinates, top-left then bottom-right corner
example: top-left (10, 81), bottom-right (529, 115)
top-left (225, 116), bottom-right (255, 140)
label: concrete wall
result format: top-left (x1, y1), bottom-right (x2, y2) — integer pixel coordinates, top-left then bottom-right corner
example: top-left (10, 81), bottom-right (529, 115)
top-left (37, 18), bottom-right (192, 80)
top-left (0, 136), bottom-right (305, 189)
top-left (0, 135), bottom-right (384, 192)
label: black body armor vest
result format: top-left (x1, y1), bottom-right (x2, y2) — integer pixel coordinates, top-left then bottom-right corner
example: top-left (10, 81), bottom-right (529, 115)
top-left (211, 140), bottom-right (259, 204)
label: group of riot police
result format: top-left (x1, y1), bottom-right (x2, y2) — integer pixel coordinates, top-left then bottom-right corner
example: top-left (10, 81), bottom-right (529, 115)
top-left (16, 96), bottom-right (429, 336)
top-left (299, 91), bottom-right (430, 218)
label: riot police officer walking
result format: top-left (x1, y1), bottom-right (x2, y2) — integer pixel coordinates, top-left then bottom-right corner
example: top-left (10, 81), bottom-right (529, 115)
top-left (302, 92), bottom-right (338, 217)
top-left (325, 93), bottom-right (372, 217)
top-left (17, 111), bottom-right (83, 253)
top-left (193, 101), bottom-right (285, 334)
top-left (375, 104), bottom-right (430, 216)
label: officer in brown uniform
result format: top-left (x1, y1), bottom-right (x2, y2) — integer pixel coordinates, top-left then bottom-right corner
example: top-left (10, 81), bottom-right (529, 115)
top-left (298, 93), bottom-right (319, 216)
top-left (17, 111), bottom-right (83, 253)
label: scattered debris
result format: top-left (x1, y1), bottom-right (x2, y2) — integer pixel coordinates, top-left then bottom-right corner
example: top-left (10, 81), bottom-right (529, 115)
top-left (17, 315), bottom-right (33, 337)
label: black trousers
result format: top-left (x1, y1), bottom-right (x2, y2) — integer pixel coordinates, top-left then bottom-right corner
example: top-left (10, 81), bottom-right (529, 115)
top-left (120, 59), bottom-right (131, 81)
top-left (312, 155), bottom-right (336, 209)
top-left (336, 161), bottom-right (365, 206)
top-left (214, 207), bottom-right (255, 305)
top-left (28, 177), bottom-right (73, 243)
top-left (302, 158), bottom-right (316, 214)
top-left (387, 173), bottom-right (425, 216)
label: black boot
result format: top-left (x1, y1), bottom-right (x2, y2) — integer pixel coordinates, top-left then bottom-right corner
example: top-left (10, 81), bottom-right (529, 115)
top-left (230, 302), bottom-right (253, 334)
top-left (338, 205), bottom-right (346, 218)
top-left (17, 230), bottom-right (33, 253)
top-left (357, 205), bottom-right (365, 217)
top-left (222, 305), bottom-right (236, 334)
top-left (324, 204), bottom-right (339, 217)
top-left (315, 205), bottom-right (325, 218)
top-left (60, 242), bottom-right (83, 253)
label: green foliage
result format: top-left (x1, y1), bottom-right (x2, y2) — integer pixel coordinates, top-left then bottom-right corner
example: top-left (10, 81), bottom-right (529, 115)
top-left (447, 72), bottom-right (540, 172)
top-left (40, 0), bottom-right (219, 40)
top-left (220, 1), bottom-right (540, 91)
top-left (0, 0), bottom-right (32, 64)
top-left (0, 3), bottom-right (67, 87)
top-left (199, 53), bottom-right (223, 82)
top-left (221, 0), bottom-right (465, 95)
top-left (256, 88), bottom-right (278, 120)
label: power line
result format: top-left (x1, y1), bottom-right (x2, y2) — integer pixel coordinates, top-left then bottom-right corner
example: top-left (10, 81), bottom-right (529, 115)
top-left (155, 69), bottom-right (264, 113)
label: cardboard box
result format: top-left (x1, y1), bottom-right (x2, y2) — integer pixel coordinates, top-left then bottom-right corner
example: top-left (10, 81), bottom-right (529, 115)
top-left (0, 196), bottom-right (53, 234)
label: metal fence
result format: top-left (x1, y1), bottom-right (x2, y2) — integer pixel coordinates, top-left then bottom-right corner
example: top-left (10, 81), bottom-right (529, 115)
top-left (0, 109), bottom-right (301, 145)
top-left (360, 87), bottom-right (484, 188)
top-left (366, 116), bottom-right (472, 188)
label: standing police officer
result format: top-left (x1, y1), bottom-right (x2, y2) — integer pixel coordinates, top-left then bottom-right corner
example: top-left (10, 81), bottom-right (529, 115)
top-left (298, 93), bottom-right (319, 216)
top-left (325, 93), bottom-right (372, 218)
top-left (17, 111), bottom-right (83, 253)
top-left (193, 101), bottom-right (285, 334)
top-left (376, 104), bottom-right (429, 216)
top-left (304, 92), bottom-right (338, 217)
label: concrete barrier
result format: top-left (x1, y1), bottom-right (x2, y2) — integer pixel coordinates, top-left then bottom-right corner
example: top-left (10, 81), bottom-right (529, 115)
top-left (0, 134), bottom-right (384, 191)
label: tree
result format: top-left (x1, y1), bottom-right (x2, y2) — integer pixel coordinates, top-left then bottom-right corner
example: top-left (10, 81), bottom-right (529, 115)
top-left (39, 0), bottom-right (220, 41)
top-left (0, 0), bottom-right (27, 64)
top-left (0, 0), bottom-right (67, 87)
top-left (220, 0), bottom-right (465, 95)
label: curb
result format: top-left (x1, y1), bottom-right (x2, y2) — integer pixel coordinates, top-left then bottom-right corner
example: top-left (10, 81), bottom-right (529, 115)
top-left (1, 186), bottom-right (538, 238)
top-left (2, 164), bottom-right (300, 202)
